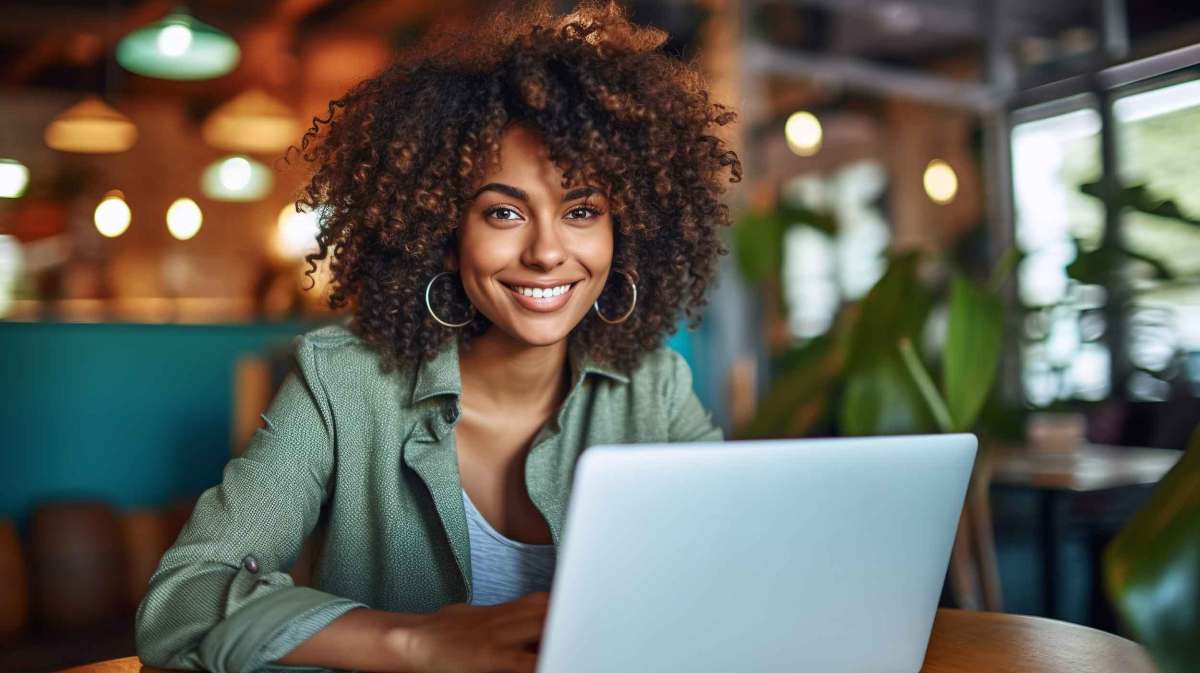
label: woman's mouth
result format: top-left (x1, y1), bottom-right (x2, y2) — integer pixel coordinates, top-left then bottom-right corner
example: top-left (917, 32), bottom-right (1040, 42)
top-left (501, 281), bottom-right (579, 313)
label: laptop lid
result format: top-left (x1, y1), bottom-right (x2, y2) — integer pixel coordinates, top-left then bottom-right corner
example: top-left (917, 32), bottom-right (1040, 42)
top-left (537, 433), bottom-right (977, 673)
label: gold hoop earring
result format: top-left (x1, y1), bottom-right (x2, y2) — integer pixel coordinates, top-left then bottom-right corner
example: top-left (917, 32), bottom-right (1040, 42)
top-left (593, 270), bottom-right (637, 324)
top-left (425, 271), bottom-right (476, 328)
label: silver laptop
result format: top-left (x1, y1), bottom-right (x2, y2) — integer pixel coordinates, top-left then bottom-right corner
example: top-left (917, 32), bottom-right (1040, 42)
top-left (537, 433), bottom-right (977, 673)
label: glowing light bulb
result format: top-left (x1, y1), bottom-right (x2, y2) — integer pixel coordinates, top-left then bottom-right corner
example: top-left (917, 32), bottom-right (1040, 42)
top-left (202, 154), bottom-right (271, 201)
top-left (0, 158), bottom-right (30, 198)
top-left (219, 156), bottom-right (252, 191)
top-left (166, 197), bottom-right (202, 240)
top-left (923, 159), bottom-right (959, 205)
top-left (157, 23), bottom-right (193, 57)
top-left (785, 111), bottom-right (823, 156)
top-left (95, 191), bottom-right (131, 237)
top-left (275, 203), bottom-right (323, 260)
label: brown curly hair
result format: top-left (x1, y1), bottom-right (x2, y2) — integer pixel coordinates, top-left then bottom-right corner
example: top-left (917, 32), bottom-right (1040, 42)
top-left (294, 0), bottom-right (741, 374)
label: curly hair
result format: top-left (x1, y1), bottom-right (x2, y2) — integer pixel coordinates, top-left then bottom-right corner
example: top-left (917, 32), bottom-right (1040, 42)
top-left (294, 0), bottom-right (741, 374)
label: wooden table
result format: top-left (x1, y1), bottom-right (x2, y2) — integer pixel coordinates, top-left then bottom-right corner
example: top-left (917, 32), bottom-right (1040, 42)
top-left (990, 443), bottom-right (1182, 618)
top-left (61, 609), bottom-right (1156, 673)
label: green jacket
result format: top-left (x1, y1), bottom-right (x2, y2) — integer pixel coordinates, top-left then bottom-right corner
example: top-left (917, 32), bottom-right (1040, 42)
top-left (134, 323), bottom-right (721, 673)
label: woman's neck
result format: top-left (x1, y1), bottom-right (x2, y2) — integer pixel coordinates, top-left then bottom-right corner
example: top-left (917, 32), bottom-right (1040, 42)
top-left (457, 328), bottom-right (570, 414)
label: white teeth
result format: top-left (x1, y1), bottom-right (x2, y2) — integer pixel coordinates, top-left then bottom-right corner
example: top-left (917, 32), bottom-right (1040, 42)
top-left (512, 283), bottom-right (572, 298)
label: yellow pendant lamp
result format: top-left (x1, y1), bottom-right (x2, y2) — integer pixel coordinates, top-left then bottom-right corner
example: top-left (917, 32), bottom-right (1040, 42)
top-left (202, 89), bottom-right (300, 154)
top-left (44, 96), bottom-right (137, 154)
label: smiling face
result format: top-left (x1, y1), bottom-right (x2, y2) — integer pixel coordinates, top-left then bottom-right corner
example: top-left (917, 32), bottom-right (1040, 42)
top-left (452, 124), bottom-right (614, 348)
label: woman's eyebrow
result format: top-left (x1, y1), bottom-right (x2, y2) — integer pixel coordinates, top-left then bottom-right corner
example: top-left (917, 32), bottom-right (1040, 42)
top-left (471, 183), bottom-right (602, 202)
top-left (472, 182), bottom-right (527, 201)
top-left (563, 186), bottom-right (600, 202)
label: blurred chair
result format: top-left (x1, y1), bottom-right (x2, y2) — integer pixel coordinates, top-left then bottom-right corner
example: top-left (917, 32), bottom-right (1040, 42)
top-left (0, 518), bottom-right (30, 642)
top-left (948, 449), bottom-right (1003, 612)
top-left (29, 502), bottom-right (126, 632)
top-left (118, 509), bottom-right (171, 613)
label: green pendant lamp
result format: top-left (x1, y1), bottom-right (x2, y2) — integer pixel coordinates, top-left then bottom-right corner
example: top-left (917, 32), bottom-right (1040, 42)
top-left (201, 155), bottom-right (272, 202)
top-left (117, 7), bottom-right (240, 80)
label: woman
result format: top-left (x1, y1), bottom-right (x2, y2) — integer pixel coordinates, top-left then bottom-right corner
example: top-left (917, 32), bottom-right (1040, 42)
top-left (135, 2), bottom-right (740, 672)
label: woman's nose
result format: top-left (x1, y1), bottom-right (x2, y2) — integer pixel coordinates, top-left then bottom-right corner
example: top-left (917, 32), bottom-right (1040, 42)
top-left (521, 220), bottom-right (567, 271)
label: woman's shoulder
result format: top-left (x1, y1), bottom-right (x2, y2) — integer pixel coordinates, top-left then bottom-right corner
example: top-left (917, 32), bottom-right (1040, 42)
top-left (299, 320), bottom-right (360, 349)
top-left (292, 320), bottom-right (411, 391)
top-left (618, 344), bottom-right (697, 400)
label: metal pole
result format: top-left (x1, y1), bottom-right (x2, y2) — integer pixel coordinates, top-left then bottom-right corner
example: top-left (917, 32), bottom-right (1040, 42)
top-left (1095, 0), bottom-right (1130, 399)
top-left (979, 0), bottom-right (1020, 405)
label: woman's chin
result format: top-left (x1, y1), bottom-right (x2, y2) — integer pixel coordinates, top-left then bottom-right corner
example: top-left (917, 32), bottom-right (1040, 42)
top-left (487, 319), bottom-right (577, 350)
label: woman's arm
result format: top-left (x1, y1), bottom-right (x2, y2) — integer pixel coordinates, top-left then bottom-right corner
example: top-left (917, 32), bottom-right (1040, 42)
top-left (134, 337), bottom-right (365, 673)
top-left (276, 593), bottom-right (549, 673)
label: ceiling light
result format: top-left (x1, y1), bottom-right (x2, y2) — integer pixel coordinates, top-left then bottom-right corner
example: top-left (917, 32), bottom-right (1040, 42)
top-left (785, 111), bottom-right (823, 157)
top-left (923, 159), bottom-right (958, 205)
top-left (275, 203), bottom-right (324, 261)
top-left (44, 96), bottom-right (137, 154)
top-left (117, 9), bottom-right (240, 80)
top-left (0, 158), bottom-right (30, 198)
top-left (95, 190), bottom-right (132, 238)
top-left (166, 197), bottom-right (203, 240)
top-left (202, 89), bottom-right (300, 154)
top-left (201, 155), bottom-right (272, 201)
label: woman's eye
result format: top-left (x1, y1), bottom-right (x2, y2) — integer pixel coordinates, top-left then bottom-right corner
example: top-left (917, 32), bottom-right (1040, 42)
top-left (484, 206), bottom-right (521, 221)
top-left (567, 206), bottom-right (601, 219)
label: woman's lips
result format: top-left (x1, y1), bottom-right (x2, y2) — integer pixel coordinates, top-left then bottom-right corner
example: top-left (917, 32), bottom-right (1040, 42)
top-left (503, 282), bottom-right (578, 313)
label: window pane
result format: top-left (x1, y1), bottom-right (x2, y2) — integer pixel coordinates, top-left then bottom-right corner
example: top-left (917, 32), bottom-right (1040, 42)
top-left (1114, 74), bottom-right (1200, 399)
top-left (1012, 106), bottom-right (1107, 405)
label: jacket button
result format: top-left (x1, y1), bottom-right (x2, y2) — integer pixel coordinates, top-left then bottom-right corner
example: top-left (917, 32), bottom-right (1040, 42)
top-left (443, 404), bottom-right (458, 423)
top-left (242, 554), bottom-right (259, 573)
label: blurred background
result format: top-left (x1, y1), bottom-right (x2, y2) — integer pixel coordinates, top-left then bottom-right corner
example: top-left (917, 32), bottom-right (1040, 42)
top-left (1, 0), bottom-right (1198, 671)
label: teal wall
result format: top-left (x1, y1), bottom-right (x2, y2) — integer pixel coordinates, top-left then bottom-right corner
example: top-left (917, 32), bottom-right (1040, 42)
top-left (0, 320), bottom-right (705, 526)
top-left (0, 321), bottom-right (316, 526)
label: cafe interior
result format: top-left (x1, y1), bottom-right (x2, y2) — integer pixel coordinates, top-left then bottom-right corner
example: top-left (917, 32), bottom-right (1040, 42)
top-left (0, 0), bottom-right (1198, 671)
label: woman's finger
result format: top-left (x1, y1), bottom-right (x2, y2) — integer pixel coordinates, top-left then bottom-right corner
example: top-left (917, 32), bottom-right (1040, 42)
top-left (493, 614), bottom-right (546, 645)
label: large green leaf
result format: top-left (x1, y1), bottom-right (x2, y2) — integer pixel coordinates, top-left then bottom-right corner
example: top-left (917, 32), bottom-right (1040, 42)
top-left (838, 252), bottom-right (936, 436)
top-left (1105, 429), bottom-right (1200, 673)
top-left (846, 252), bottom-right (932, 371)
top-left (840, 351), bottom-right (936, 436)
top-left (899, 338), bottom-right (952, 433)
top-left (732, 211), bottom-right (785, 283)
top-left (943, 276), bottom-right (1003, 432)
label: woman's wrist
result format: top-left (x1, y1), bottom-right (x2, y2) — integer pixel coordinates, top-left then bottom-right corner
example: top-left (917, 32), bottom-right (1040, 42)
top-left (275, 607), bottom-right (427, 672)
top-left (380, 610), bottom-right (427, 667)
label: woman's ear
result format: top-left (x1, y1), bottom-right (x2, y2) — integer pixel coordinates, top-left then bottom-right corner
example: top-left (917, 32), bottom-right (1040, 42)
top-left (443, 248), bottom-right (459, 272)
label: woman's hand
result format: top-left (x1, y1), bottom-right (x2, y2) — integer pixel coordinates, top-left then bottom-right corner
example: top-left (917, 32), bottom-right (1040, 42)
top-left (389, 591), bottom-right (551, 673)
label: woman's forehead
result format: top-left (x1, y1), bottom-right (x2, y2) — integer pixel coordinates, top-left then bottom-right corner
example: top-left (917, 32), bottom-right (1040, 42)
top-left (475, 124), bottom-right (608, 199)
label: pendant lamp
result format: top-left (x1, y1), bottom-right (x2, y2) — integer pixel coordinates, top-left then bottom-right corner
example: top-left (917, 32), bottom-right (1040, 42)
top-left (201, 155), bottom-right (272, 202)
top-left (202, 89), bottom-right (300, 154)
top-left (0, 158), bottom-right (30, 198)
top-left (44, 96), bottom-right (138, 154)
top-left (117, 8), bottom-right (240, 80)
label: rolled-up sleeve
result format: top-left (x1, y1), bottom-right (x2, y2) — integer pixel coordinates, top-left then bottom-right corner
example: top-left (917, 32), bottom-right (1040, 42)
top-left (665, 349), bottom-right (723, 443)
top-left (134, 336), bottom-right (366, 673)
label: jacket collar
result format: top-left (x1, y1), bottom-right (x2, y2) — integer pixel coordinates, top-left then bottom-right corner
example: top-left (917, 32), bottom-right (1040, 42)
top-left (410, 338), bottom-right (628, 405)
